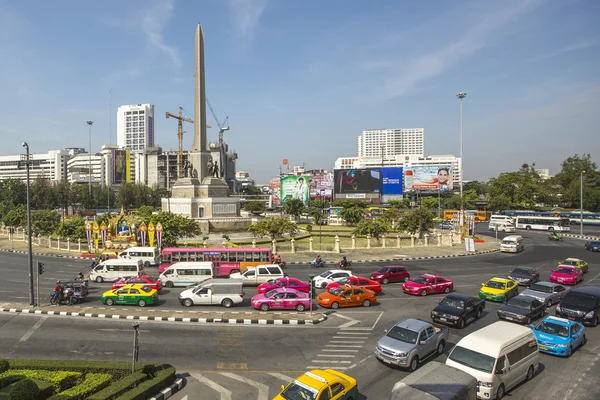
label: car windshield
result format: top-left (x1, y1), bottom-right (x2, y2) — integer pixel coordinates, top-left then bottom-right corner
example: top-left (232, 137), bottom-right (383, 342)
top-left (485, 281), bottom-right (505, 290)
top-left (265, 289), bottom-right (278, 298)
top-left (439, 297), bottom-right (465, 309)
top-left (556, 267), bottom-right (575, 274)
top-left (448, 346), bottom-right (495, 374)
top-left (561, 260), bottom-right (577, 266)
top-left (146, 276), bottom-right (157, 283)
top-left (564, 293), bottom-right (597, 307)
top-left (338, 277), bottom-right (350, 285)
top-left (271, 278), bottom-right (282, 285)
top-left (535, 321), bottom-right (569, 337)
top-left (528, 284), bottom-right (552, 294)
top-left (377, 267), bottom-right (390, 273)
top-left (280, 381), bottom-right (318, 400)
top-left (319, 271), bottom-right (332, 278)
top-left (412, 276), bottom-right (430, 284)
top-left (329, 287), bottom-right (344, 296)
top-left (507, 298), bottom-right (531, 309)
top-left (140, 286), bottom-right (152, 293)
top-left (512, 268), bottom-right (531, 275)
top-left (386, 326), bottom-right (418, 344)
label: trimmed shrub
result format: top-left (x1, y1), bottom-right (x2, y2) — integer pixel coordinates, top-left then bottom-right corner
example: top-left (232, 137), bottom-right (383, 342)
top-left (8, 378), bottom-right (39, 400)
top-left (31, 379), bottom-right (55, 398)
top-left (116, 367), bottom-right (176, 400)
top-left (0, 359), bottom-right (8, 374)
top-left (48, 373), bottom-right (112, 400)
top-left (7, 360), bottom-right (148, 380)
top-left (86, 371), bottom-right (147, 400)
top-left (0, 376), bottom-right (23, 390)
top-left (0, 370), bottom-right (81, 393)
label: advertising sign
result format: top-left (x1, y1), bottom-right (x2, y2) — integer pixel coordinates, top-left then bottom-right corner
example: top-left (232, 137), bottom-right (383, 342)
top-left (112, 149), bottom-right (131, 184)
top-left (309, 173), bottom-right (333, 199)
top-left (280, 175), bottom-right (310, 206)
top-left (269, 178), bottom-right (281, 206)
top-left (381, 167), bottom-right (404, 195)
top-left (404, 166), bottom-right (453, 192)
top-left (334, 169), bottom-right (382, 194)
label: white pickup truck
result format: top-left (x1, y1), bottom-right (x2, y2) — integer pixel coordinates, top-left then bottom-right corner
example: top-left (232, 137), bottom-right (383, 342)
top-left (178, 279), bottom-right (244, 308)
top-left (229, 265), bottom-right (284, 285)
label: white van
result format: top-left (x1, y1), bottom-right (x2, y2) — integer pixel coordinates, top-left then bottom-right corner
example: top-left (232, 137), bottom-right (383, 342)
top-left (489, 221), bottom-right (516, 233)
top-left (118, 247), bottom-right (160, 267)
top-left (178, 279), bottom-right (244, 308)
top-left (490, 215), bottom-right (514, 224)
top-left (89, 259), bottom-right (144, 283)
top-left (159, 262), bottom-right (213, 288)
top-left (500, 235), bottom-right (524, 253)
top-left (446, 321), bottom-right (539, 400)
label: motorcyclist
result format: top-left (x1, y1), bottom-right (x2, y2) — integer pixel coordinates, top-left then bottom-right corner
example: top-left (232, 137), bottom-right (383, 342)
top-left (53, 281), bottom-right (62, 299)
top-left (273, 254), bottom-right (282, 265)
top-left (339, 256), bottom-right (349, 269)
top-left (312, 255), bottom-right (323, 267)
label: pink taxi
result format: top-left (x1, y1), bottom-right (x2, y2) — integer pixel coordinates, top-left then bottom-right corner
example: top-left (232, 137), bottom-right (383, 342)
top-left (257, 277), bottom-right (310, 294)
top-left (251, 287), bottom-right (312, 312)
top-left (550, 265), bottom-right (583, 286)
top-left (402, 274), bottom-right (454, 296)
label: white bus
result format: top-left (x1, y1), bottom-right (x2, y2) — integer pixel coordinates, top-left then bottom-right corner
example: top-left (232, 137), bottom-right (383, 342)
top-left (515, 216), bottom-right (571, 232)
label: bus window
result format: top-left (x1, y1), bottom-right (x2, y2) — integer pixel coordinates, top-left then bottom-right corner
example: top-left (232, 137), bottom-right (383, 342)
top-left (227, 252), bottom-right (236, 262)
top-left (188, 252), bottom-right (197, 262)
top-left (221, 252), bottom-right (229, 262)
top-left (260, 252), bottom-right (269, 262)
top-left (163, 252), bottom-right (171, 263)
top-left (171, 252), bottom-right (180, 262)
top-left (196, 252), bottom-right (204, 261)
top-left (253, 252), bottom-right (261, 261)
top-left (245, 252), bottom-right (253, 262)
top-left (179, 252), bottom-right (189, 262)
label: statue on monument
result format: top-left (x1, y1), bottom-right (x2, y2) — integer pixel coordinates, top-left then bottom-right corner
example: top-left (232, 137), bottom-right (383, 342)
top-left (213, 161), bottom-right (220, 178)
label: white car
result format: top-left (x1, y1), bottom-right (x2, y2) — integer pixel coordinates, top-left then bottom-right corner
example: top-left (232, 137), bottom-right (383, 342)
top-left (313, 270), bottom-right (353, 289)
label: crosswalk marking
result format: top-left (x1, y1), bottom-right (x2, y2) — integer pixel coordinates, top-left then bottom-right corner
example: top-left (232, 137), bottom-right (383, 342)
top-left (190, 373), bottom-right (232, 400)
top-left (311, 360), bottom-right (352, 364)
top-left (322, 349), bottom-right (359, 352)
top-left (267, 372), bottom-right (294, 382)
top-left (316, 354), bottom-right (356, 358)
top-left (307, 366), bottom-right (348, 370)
top-left (219, 372), bottom-right (269, 400)
top-left (325, 344), bottom-right (362, 348)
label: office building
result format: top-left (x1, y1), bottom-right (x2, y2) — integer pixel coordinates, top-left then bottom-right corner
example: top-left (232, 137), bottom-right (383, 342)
top-left (117, 104), bottom-right (155, 152)
top-left (0, 149), bottom-right (69, 182)
top-left (357, 128), bottom-right (424, 158)
top-left (535, 168), bottom-right (552, 180)
top-left (67, 153), bottom-right (105, 185)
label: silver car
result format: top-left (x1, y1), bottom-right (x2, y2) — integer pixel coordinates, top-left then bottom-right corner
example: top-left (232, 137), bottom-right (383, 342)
top-left (519, 281), bottom-right (568, 308)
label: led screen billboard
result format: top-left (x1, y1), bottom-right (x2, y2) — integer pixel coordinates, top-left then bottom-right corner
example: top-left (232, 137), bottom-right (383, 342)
top-left (309, 173), bottom-right (333, 199)
top-left (404, 166), bottom-right (453, 192)
top-left (334, 169), bottom-right (382, 194)
top-left (381, 167), bottom-right (404, 195)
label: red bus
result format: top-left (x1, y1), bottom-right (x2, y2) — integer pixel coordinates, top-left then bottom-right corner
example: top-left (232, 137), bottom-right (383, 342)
top-left (159, 247), bottom-right (272, 277)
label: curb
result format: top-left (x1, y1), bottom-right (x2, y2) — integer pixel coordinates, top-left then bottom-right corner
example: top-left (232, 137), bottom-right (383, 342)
top-left (0, 248), bottom-right (93, 259)
top-left (287, 248), bottom-right (501, 265)
top-left (0, 307), bottom-right (328, 325)
top-left (149, 375), bottom-right (185, 400)
top-left (562, 234), bottom-right (600, 240)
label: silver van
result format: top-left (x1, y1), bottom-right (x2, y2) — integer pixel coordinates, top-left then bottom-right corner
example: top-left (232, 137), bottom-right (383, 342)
top-left (500, 235), bottom-right (524, 253)
top-left (159, 262), bottom-right (213, 288)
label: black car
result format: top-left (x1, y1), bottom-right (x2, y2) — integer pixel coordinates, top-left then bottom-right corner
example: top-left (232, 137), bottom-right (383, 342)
top-left (497, 295), bottom-right (545, 325)
top-left (508, 266), bottom-right (540, 286)
top-left (431, 293), bottom-right (485, 329)
top-left (585, 241), bottom-right (600, 252)
top-left (556, 286), bottom-right (600, 327)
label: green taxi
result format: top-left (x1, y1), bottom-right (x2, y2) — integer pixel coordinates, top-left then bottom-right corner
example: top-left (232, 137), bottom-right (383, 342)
top-left (101, 284), bottom-right (158, 307)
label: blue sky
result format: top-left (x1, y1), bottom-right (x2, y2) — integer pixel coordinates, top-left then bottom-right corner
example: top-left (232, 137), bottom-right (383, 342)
top-left (1, 0), bottom-right (599, 184)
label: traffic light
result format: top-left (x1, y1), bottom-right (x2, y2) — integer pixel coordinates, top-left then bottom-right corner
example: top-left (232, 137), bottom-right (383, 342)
top-left (37, 261), bottom-right (44, 275)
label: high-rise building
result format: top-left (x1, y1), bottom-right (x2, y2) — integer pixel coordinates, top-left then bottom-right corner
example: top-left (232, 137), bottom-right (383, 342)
top-left (0, 150), bottom-right (69, 182)
top-left (357, 128), bottom-right (424, 158)
top-left (117, 104), bottom-right (155, 152)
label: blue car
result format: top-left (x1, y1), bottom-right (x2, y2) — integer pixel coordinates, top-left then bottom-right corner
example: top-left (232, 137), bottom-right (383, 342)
top-left (530, 316), bottom-right (586, 357)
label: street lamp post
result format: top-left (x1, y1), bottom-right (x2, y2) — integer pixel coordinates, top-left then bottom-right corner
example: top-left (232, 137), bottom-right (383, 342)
top-left (87, 120), bottom-right (94, 200)
top-left (21, 142), bottom-right (35, 306)
top-left (456, 92), bottom-right (467, 234)
top-left (131, 322), bottom-right (140, 374)
top-left (580, 171), bottom-right (585, 235)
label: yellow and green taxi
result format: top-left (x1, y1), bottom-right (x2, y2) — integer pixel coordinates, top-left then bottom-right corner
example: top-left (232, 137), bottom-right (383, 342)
top-left (479, 277), bottom-right (519, 302)
top-left (559, 258), bottom-right (589, 274)
top-left (101, 284), bottom-right (158, 307)
top-left (274, 369), bottom-right (359, 400)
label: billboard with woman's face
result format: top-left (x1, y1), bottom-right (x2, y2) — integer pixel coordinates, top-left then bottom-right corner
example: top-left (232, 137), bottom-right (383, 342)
top-left (404, 166), bottom-right (453, 192)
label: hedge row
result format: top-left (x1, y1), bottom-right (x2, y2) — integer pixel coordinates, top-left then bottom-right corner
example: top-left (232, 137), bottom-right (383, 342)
top-left (5, 378), bottom-right (38, 400)
top-left (6, 360), bottom-right (149, 380)
top-left (0, 370), bottom-right (81, 393)
top-left (115, 367), bottom-right (176, 400)
top-left (86, 371), bottom-right (147, 400)
top-left (0, 375), bottom-right (22, 390)
top-left (0, 359), bottom-right (8, 374)
top-left (32, 378), bottom-right (55, 399)
top-left (48, 373), bottom-right (112, 400)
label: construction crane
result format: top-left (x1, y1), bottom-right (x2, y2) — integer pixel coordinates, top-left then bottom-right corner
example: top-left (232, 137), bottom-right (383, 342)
top-left (165, 107), bottom-right (193, 179)
top-left (206, 97), bottom-right (230, 145)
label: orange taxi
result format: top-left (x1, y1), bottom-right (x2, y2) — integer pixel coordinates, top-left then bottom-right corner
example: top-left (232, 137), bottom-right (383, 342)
top-left (316, 284), bottom-right (376, 309)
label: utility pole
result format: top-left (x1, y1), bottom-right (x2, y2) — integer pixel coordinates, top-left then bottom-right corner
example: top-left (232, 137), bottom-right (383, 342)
top-left (21, 142), bottom-right (35, 306)
top-left (456, 92), bottom-right (467, 236)
top-left (580, 170), bottom-right (585, 235)
top-left (87, 121), bottom-right (94, 199)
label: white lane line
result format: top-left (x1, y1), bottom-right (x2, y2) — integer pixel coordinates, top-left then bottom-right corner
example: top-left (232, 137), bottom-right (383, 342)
top-left (310, 360), bottom-right (352, 364)
top-left (325, 345), bottom-right (362, 348)
top-left (18, 317), bottom-right (47, 343)
top-left (329, 340), bottom-right (365, 344)
top-left (267, 373), bottom-right (294, 382)
top-left (339, 327), bottom-right (373, 331)
top-left (190, 373), bottom-right (231, 400)
top-left (331, 313), bottom-right (358, 322)
top-left (307, 366), bottom-right (348, 370)
top-left (219, 372), bottom-right (268, 400)
top-left (332, 336), bottom-right (368, 339)
top-left (372, 311), bottom-right (384, 329)
top-left (336, 331), bottom-right (371, 335)
top-left (316, 354), bottom-right (355, 358)
top-left (454, 284), bottom-right (478, 288)
top-left (322, 349), bottom-right (359, 353)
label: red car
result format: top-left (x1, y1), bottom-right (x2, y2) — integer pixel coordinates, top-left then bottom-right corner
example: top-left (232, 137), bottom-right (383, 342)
top-left (257, 277), bottom-right (310, 294)
top-left (112, 276), bottom-right (163, 291)
top-left (369, 266), bottom-right (410, 284)
top-left (326, 276), bottom-right (382, 293)
top-left (550, 266), bottom-right (583, 286)
top-left (402, 274), bottom-right (454, 296)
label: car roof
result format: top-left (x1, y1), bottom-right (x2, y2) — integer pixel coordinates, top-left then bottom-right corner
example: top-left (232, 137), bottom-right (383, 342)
top-left (296, 370), bottom-right (350, 389)
top-left (489, 277), bottom-right (513, 283)
top-left (512, 266), bottom-right (534, 271)
top-left (540, 316), bottom-right (575, 327)
top-left (563, 258), bottom-right (581, 261)
top-left (569, 286), bottom-right (600, 296)
top-left (326, 269), bottom-right (349, 274)
top-left (511, 295), bottom-right (536, 303)
top-left (394, 318), bottom-right (430, 331)
top-left (556, 265), bottom-right (577, 270)
top-left (531, 281), bottom-right (559, 288)
top-left (420, 274), bottom-right (440, 279)
top-left (456, 321), bottom-right (533, 356)
top-left (120, 284), bottom-right (148, 289)
top-left (444, 293), bottom-right (471, 301)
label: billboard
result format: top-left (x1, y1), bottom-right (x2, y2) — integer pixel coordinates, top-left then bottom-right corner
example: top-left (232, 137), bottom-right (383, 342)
top-left (404, 166), bottom-right (453, 192)
top-left (334, 169), bottom-right (382, 194)
top-left (309, 173), bottom-right (333, 199)
top-left (112, 149), bottom-right (131, 184)
top-left (280, 175), bottom-right (310, 206)
top-left (269, 178), bottom-right (280, 206)
top-left (381, 167), bottom-right (404, 195)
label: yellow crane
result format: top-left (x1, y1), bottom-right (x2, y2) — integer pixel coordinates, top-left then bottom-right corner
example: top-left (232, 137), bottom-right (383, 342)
top-left (165, 107), bottom-right (194, 179)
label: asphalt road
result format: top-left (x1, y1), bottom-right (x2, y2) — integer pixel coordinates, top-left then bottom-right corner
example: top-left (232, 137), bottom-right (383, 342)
top-left (0, 229), bottom-right (599, 399)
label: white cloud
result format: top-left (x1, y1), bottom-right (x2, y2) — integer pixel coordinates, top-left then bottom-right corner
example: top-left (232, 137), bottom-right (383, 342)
top-left (228, 0), bottom-right (268, 37)
top-left (527, 39), bottom-right (597, 62)
top-left (138, 0), bottom-right (181, 68)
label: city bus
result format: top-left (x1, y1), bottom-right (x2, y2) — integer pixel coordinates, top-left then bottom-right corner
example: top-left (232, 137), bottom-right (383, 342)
top-left (505, 210), bottom-right (560, 218)
top-left (159, 247), bottom-right (272, 277)
top-left (443, 209), bottom-right (487, 221)
top-left (560, 211), bottom-right (600, 226)
top-left (515, 216), bottom-right (571, 232)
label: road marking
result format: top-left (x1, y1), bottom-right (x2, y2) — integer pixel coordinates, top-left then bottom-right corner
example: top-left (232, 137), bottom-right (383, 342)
top-left (219, 372), bottom-right (268, 400)
top-left (329, 341), bottom-right (365, 344)
top-left (322, 349), bottom-right (359, 352)
top-left (267, 373), bottom-right (294, 382)
top-left (454, 284), bottom-right (478, 288)
top-left (339, 327), bottom-right (373, 331)
top-left (18, 317), bottom-right (47, 343)
top-left (316, 354), bottom-right (355, 358)
top-left (325, 345), bottom-right (362, 348)
top-left (310, 360), bottom-right (352, 364)
top-left (307, 366), bottom-right (348, 370)
top-left (372, 311), bottom-right (384, 329)
top-left (190, 373), bottom-right (232, 400)
top-left (336, 331), bottom-right (370, 335)
top-left (332, 336), bottom-right (367, 339)
top-left (97, 329), bottom-right (151, 333)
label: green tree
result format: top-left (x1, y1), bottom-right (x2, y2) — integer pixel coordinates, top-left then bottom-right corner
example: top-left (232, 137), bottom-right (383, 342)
top-left (551, 154), bottom-right (599, 209)
top-left (308, 207), bottom-right (327, 226)
top-left (488, 170), bottom-right (541, 210)
top-left (382, 207), bottom-right (402, 228)
top-left (149, 212), bottom-right (201, 247)
top-left (241, 185), bottom-right (263, 195)
top-left (247, 217), bottom-right (298, 240)
top-left (339, 206), bottom-right (364, 225)
top-left (0, 179), bottom-right (26, 206)
top-left (3, 205), bottom-right (26, 227)
top-left (311, 198), bottom-right (330, 210)
top-left (117, 184), bottom-right (137, 209)
top-left (284, 198), bottom-right (306, 220)
top-left (57, 217), bottom-right (86, 240)
top-left (463, 181), bottom-right (488, 196)
top-left (334, 200), bottom-right (367, 209)
top-left (31, 177), bottom-right (56, 210)
top-left (135, 205), bottom-right (156, 219)
top-left (421, 197), bottom-right (439, 210)
top-left (243, 200), bottom-right (267, 215)
top-left (31, 210), bottom-right (61, 236)
top-left (353, 218), bottom-right (390, 243)
top-left (397, 208), bottom-right (435, 237)
top-left (387, 198), bottom-right (411, 209)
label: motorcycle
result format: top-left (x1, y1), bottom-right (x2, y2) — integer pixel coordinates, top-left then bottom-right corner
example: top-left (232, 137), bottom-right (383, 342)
top-left (275, 261), bottom-right (287, 269)
top-left (548, 233), bottom-right (563, 241)
top-left (50, 290), bottom-right (76, 305)
top-left (311, 259), bottom-right (326, 268)
top-left (337, 260), bottom-right (352, 270)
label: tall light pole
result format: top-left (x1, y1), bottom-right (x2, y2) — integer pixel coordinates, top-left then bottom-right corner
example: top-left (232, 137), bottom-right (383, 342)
top-left (456, 92), bottom-right (467, 233)
top-left (580, 170), bottom-right (585, 235)
top-left (21, 142), bottom-right (35, 306)
top-left (87, 120), bottom-right (94, 200)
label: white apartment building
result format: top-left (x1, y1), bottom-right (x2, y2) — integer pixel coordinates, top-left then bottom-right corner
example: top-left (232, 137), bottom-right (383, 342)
top-left (0, 149), bottom-right (69, 182)
top-left (66, 153), bottom-right (105, 185)
top-left (535, 168), bottom-right (551, 180)
top-left (117, 104), bottom-right (155, 152)
top-left (357, 128), bottom-right (424, 158)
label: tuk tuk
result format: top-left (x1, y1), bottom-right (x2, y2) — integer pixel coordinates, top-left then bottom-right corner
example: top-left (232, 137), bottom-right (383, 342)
top-left (59, 281), bottom-right (89, 304)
